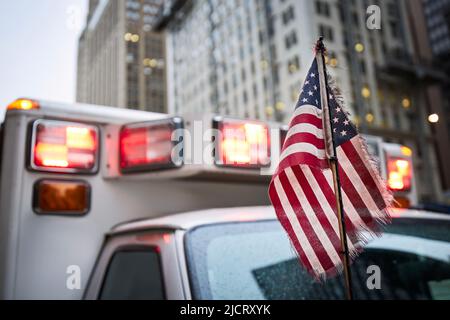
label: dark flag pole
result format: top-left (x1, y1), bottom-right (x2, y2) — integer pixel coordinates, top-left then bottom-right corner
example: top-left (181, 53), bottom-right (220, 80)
top-left (316, 37), bottom-right (354, 300)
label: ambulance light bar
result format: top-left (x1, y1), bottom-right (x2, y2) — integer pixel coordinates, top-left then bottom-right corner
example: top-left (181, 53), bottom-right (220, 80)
top-left (213, 117), bottom-right (270, 168)
top-left (119, 117), bottom-right (183, 173)
top-left (30, 120), bottom-right (99, 173)
top-left (387, 157), bottom-right (412, 191)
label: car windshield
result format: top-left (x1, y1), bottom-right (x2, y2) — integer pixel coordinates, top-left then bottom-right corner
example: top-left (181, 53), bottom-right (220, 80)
top-left (185, 217), bottom-right (450, 300)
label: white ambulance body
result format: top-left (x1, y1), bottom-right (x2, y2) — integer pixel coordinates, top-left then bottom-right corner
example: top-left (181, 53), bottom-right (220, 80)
top-left (0, 98), bottom-right (417, 299)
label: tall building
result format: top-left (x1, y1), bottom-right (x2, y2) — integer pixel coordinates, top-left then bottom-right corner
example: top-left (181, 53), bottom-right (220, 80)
top-left (155, 0), bottom-right (450, 202)
top-left (423, 0), bottom-right (450, 140)
top-left (156, 0), bottom-right (353, 122)
top-left (76, 0), bottom-right (167, 113)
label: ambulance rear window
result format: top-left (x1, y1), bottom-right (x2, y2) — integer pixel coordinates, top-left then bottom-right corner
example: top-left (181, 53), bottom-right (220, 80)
top-left (99, 248), bottom-right (165, 300)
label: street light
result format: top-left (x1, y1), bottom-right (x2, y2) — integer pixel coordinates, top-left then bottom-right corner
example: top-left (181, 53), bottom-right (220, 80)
top-left (265, 106), bottom-right (274, 116)
top-left (329, 58), bottom-right (338, 67)
top-left (275, 102), bottom-right (285, 111)
top-left (402, 97), bottom-right (411, 109)
top-left (355, 43), bottom-right (364, 53)
top-left (428, 113), bottom-right (439, 123)
top-left (130, 34), bottom-right (140, 42)
top-left (361, 85), bottom-right (371, 99)
top-left (124, 33), bottom-right (132, 41)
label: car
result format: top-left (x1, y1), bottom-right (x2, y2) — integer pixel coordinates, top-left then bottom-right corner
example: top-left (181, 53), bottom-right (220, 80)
top-left (84, 206), bottom-right (450, 300)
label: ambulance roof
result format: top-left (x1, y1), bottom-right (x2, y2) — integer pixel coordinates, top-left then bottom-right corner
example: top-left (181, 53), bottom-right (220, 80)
top-left (110, 206), bottom-right (450, 234)
top-left (6, 98), bottom-right (168, 124)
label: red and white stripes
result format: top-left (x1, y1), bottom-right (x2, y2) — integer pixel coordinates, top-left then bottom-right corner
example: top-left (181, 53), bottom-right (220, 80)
top-left (269, 109), bottom-right (391, 279)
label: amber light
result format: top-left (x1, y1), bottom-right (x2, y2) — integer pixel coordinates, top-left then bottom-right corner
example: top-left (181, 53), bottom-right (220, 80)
top-left (401, 146), bottom-right (412, 157)
top-left (387, 157), bottom-right (412, 191)
top-left (7, 98), bottom-right (39, 111)
top-left (393, 196), bottom-right (411, 209)
top-left (215, 118), bottom-right (270, 168)
top-left (33, 180), bottom-right (90, 215)
top-left (31, 120), bottom-right (98, 173)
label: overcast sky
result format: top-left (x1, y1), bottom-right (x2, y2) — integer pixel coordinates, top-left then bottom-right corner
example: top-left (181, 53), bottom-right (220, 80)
top-left (0, 0), bottom-right (88, 120)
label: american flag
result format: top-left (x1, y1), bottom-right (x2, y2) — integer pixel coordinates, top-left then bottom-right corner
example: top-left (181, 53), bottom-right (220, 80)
top-left (269, 54), bottom-right (391, 279)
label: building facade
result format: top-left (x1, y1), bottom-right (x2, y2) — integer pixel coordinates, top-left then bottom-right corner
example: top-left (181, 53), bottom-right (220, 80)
top-left (76, 0), bottom-right (167, 113)
top-left (423, 0), bottom-right (450, 149)
top-left (156, 0), bottom-right (450, 202)
top-left (157, 0), bottom-right (353, 123)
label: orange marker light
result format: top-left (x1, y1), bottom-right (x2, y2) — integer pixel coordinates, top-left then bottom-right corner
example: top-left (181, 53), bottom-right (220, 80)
top-left (401, 146), bottom-right (412, 157)
top-left (7, 98), bottom-right (39, 110)
top-left (33, 180), bottom-right (90, 215)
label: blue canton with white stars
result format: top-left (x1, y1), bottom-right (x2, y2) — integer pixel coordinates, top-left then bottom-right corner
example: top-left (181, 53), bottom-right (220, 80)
top-left (296, 59), bottom-right (322, 110)
top-left (328, 89), bottom-right (358, 146)
top-left (295, 59), bottom-right (358, 147)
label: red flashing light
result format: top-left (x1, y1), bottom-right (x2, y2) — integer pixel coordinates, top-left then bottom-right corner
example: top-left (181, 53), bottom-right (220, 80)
top-left (119, 118), bottom-right (183, 173)
top-left (387, 157), bottom-right (412, 191)
top-left (214, 118), bottom-right (270, 168)
top-left (31, 120), bottom-right (98, 173)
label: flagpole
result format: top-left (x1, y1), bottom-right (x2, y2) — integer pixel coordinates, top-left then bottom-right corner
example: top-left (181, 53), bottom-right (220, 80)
top-left (316, 37), bottom-right (354, 300)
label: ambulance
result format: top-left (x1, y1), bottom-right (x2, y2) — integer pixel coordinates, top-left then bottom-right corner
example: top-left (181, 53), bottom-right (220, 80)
top-left (1, 98), bottom-right (445, 300)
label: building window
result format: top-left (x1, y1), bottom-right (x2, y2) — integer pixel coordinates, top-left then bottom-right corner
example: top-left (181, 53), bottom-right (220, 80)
top-left (315, 1), bottom-right (330, 17)
top-left (387, 3), bottom-right (399, 18)
top-left (288, 55), bottom-right (300, 74)
top-left (241, 68), bottom-right (246, 82)
top-left (232, 73), bottom-right (238, 88)
top-left (389, 20), bottom-right (400, 39)
top-left (273, 63), bottom-right (280, 85)
top-left (319, 24), bottom-right (334, 42)
top-left (360, 60), bottom-right (366, 74)
top-left (282, 6), bottom-right (295, 25)
top-left (284, 30), bottom-right (298, 49)
top-left (352, 12), bottom-right (359, 26)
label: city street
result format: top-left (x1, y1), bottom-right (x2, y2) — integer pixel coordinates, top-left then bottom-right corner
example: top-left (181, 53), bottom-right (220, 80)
top-left (0, 0), bottom-right (449, 305)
